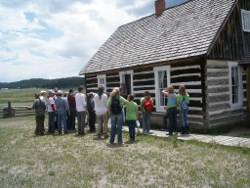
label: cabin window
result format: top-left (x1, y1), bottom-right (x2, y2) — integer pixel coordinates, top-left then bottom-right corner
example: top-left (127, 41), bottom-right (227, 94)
top-left (119, 70), bottom-right (134, 95)
top-left (241, 9), bottom-right (250, 32)
top-left (154, 66), bottom-right (170, 112)
top-left (97, 74), bottom-right (106, 91)
top-left (228, 62), bottom-right (242, 109)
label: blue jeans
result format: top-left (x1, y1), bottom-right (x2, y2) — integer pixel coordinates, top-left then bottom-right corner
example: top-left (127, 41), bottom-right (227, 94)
top-left (142, 112), bottom-right (151, 132)
top-left (179, 110), bottom-right (188, 128)
top-left (57, 113), bottom-right (68, 134)
top-left (167, 107), bottom-right (177, 134)
top-left (110, 113), bottom-right (123, 144)
top-left (127, 120), bottom-right (136, 140)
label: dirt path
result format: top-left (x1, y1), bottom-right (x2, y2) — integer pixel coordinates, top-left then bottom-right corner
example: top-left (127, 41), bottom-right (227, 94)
top-left (223, 126), bottom-right (250, 137)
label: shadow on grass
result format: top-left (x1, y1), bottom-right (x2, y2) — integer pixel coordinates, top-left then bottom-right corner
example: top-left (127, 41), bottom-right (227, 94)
top-left (124, 140), bottom-right (139, 144)
top-left (106, 143), bottom-right (130, 148)
top-left (93, 137), bottom-right (109, 141)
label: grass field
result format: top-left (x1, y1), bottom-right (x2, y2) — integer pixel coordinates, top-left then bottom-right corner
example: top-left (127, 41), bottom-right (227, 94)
top-left (0, 116), bottom-right (250, 188)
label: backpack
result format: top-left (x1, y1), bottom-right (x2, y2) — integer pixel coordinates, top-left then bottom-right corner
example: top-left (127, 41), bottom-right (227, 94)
top-left (111, 96), bottom-right (122, 114)
top-left (180, 98), bottom-right (188, 111)
top-left (143, 98), bottom-right (153, 112)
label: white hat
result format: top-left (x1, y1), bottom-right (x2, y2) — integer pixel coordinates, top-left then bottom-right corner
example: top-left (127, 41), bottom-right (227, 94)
top-left (48, 90), bottom-right (55, 94)
top-left (40, 90), bottom-right (47, 94)
top-left (57, 90), bottom-right (63, 95)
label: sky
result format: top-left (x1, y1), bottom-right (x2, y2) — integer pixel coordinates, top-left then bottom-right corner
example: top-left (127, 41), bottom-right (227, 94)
top-left (0, 0), bottom-right (186, 83)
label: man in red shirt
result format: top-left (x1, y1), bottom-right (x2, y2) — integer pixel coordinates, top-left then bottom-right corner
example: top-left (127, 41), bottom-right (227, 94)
top-left (67, 89), bottom-right (76, 132)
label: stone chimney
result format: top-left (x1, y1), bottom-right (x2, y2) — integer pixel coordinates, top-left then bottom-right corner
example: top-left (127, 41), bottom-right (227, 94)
top-left (155, 0), bottom-right (166, 16)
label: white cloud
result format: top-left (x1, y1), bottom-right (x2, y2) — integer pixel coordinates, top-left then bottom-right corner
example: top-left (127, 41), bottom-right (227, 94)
top-left (0, 0), bottom-right (153, 82)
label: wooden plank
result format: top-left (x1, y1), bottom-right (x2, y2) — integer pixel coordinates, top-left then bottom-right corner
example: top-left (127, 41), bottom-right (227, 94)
top-left (247, 66), bottom-right (250, 126)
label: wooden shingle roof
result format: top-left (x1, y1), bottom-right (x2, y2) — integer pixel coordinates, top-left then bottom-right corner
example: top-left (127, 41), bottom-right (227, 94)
top-left (80, 0), bottom-right (236, 74)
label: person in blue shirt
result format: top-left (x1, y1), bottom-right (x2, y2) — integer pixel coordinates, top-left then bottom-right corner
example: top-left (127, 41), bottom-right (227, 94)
top-left (162, 85), bottom-right (177, 136)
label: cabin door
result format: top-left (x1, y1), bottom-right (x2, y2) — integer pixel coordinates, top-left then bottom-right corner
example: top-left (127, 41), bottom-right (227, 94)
top-left (119, 70), bottom-right (133, 95)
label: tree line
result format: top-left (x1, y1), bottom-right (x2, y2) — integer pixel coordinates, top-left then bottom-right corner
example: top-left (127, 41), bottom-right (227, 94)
top-left (0, 77), bottom-right (85, 89)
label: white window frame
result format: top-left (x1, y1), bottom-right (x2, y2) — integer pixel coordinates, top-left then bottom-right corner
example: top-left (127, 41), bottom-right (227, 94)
top-left (228, 62), bottom-right (243, 109)
top-left (97, 74), bottom-right (106, 91)
top-left (119, 70), bottom-right (134, 94)
top-left (241, 9), bottom-right (250, 32)
top-left (154, 65), bottom-right (171, 112)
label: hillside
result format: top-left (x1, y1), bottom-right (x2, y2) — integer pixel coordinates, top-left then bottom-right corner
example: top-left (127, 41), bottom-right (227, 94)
top-left (0, 77), bottom-right (85, 89)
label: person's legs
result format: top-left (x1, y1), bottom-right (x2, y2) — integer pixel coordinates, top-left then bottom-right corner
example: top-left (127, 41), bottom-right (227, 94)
top-left (77, 112), bottom-right (81, 134)
top-left (103, 113), bottom-right (108, 137)
top-left (40, 115), bottom-right (45, 135)
top-left (182, 110), bottom-right (189, 133)
top-left (164, 113), bottom-right (168, 130)
top-left (97, 115), bottom-right (102, 137)
top-left (70, 109), bottom-right (76, 131)
top-left (89, 112), bottom-right (96, 132)
top-left (130, 120), bottom-right (136, 140)
top-left (127, 120), bottom-right (133, 139)
top-left (142, 112), bottom-right (147, 133)
top-left (146, 112), bottom-right (151, 132)
top-left (81, 111), bottom-right (87, 134)
top-left (110, 115), bottom-right (117, 143)
top-left (172, 108), bottom-right (177, 133)
top-left (57, 114), bottom-right (62, 134)
top-left (117, 113), bottom-right (123, 144)
top-left (167, 108), bottom-right (173, 135)
top-left (48, 112), bottom-right (55, 133)
top-left (62, 114), bottom-right (68, 133)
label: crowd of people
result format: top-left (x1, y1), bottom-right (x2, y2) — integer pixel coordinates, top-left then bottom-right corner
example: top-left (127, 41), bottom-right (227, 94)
top-left (30, 83), bottom-right (190, 144)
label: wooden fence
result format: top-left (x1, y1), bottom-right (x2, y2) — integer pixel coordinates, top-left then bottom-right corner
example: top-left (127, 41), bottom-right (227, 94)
top-left (0, 102), bottom-right (35, 118)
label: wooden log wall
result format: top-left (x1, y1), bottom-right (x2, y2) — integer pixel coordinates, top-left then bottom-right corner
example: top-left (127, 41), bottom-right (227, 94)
top-left (85, 58), bottom-right (207, 129)
top-left (206, 60), bottom-right (245, 127)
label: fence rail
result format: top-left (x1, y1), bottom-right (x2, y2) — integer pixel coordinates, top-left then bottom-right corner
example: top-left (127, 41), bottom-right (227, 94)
top-left (0, 102), bottom-right (35, 118)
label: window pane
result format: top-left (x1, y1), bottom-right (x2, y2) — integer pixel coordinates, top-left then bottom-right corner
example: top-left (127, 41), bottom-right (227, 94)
top-left (158, 70), bottom-right (168, 106)
top-left (231, 66), bottom-right (239, 104)
top-left (99, 78), bottom-right (104, 85)
top-left (242, 11), bottom-right (250, 31)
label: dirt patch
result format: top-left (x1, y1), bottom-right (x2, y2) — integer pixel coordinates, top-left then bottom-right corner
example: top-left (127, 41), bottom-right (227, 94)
top-left (223, 126), bottom-right (250, 137)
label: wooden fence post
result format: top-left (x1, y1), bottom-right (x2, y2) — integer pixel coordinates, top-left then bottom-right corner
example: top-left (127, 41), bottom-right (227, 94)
top-left (8, 101), bottom-right (11, 117)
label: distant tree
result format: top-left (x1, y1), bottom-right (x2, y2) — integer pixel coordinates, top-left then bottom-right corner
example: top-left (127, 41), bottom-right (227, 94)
top-left (0, 77), bottom-right (85, 89)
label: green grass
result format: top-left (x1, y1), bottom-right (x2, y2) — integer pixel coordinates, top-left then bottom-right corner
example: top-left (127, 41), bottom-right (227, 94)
top-left (0, 116), bottom-right (250, 188)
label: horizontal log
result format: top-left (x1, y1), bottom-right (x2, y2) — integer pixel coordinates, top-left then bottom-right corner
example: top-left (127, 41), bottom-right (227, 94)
top-left (207, 94), bottom-right (230, 103)
top-left (171, 73), bottom-right (201, 79)
top-left (208, 103), bottom-right (230, 112)
top-left (206, 79), bottom-right (229, 86)
top-left (207, 71), bottom-right (228, 77)
top-left (207, 86), bottom-right (229, 93)
top-left (207, 60), bottom-right (228, 68)
top-left (207, 91), bottom-right (229, 97)
top-left (208, 108), bottom-right (243, 116)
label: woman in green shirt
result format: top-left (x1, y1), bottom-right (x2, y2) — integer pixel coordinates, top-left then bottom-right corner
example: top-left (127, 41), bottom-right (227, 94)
top-left (125, 95), bottom-right (138, 141)
top-left (177, 84), bottom-right (190, 134)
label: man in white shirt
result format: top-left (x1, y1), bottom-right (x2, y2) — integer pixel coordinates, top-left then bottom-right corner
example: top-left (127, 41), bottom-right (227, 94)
top-left (47, 90), bottom-right (56, 133)
top-left (93, 86), bottom-right (109, 139)
top-left (75, 85), bottom-right (87, 135)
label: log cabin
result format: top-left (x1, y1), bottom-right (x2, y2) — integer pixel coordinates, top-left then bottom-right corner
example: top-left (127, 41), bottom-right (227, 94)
top-left (79, 0), bottom-right (250, 129)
